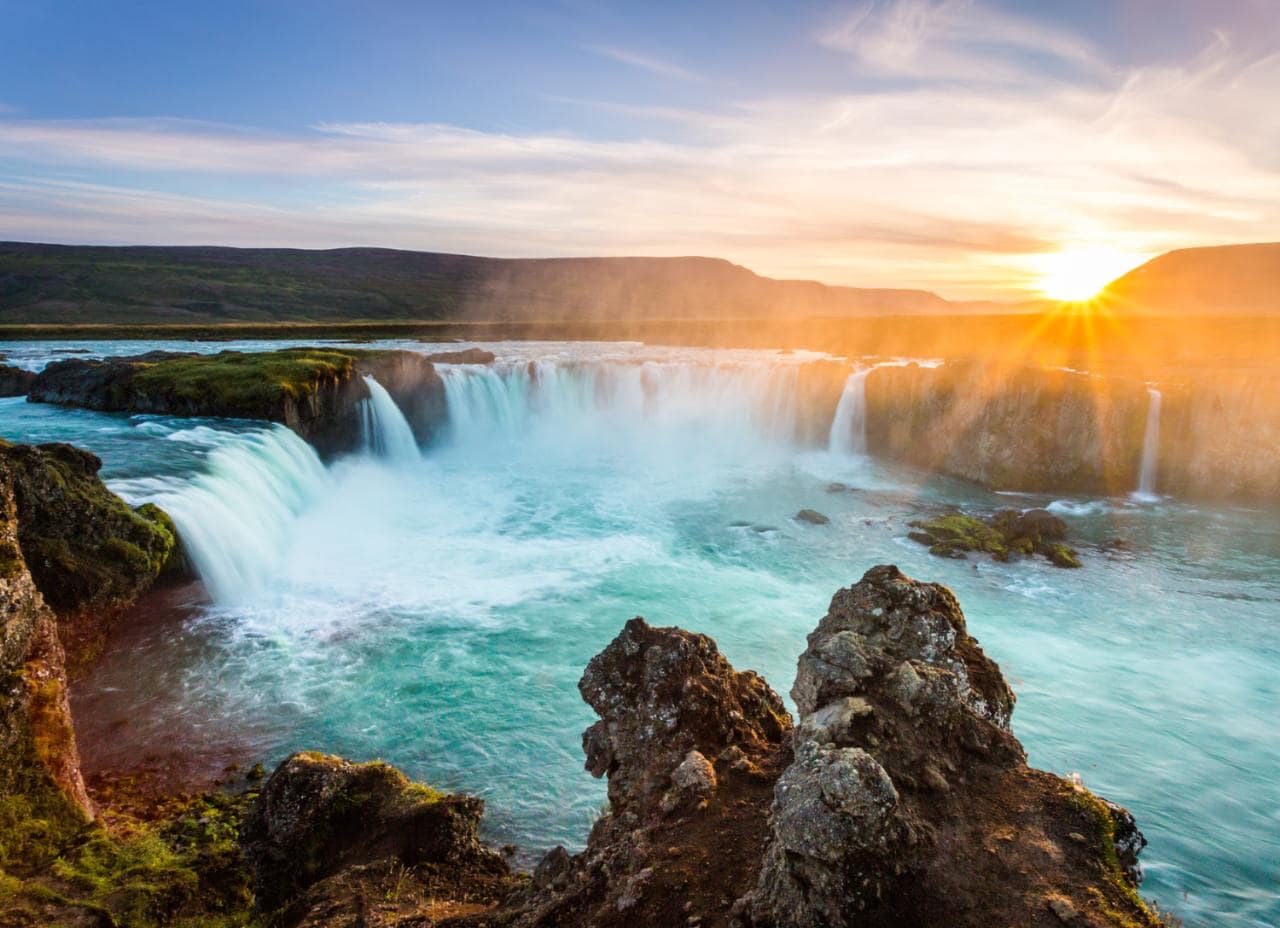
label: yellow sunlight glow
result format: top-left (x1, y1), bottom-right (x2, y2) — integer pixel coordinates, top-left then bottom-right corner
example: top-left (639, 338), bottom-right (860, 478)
top-left (1035, 248), bottom-right (1145, 302)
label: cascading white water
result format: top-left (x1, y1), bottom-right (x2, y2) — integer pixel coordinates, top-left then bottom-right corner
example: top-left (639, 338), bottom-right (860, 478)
top-left (150, 425), bottom-right (330, 602)
top-left (1135, 386), bottom-right (1162, 500)
top-left (828, 369), bottom-right (870, 456)
top-left (438, 360), bottom-right (803, 454)
top-left (359, 375), bottom-right (419, 462)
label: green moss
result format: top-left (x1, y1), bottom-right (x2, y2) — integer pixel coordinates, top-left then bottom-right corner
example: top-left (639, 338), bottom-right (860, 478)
top-left (909, 509), bottom-right (1083, 569)
top-left (0, 538), bottom-right (22, 578)
top-left (0, 442), bottom-right (176, 628)
top-left (1047, 543), bottom-right (1082, 569)
top-left (0, 786), bottom-right (261, 928)
top-left (1068, 789), bottom-right (1165, 928)
top-left (910, 513), bottom-right (1009, 559)
top-left (127, 348), bottom-right (357, 414)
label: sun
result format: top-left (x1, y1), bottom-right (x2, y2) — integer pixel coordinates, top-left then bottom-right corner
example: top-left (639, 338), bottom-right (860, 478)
top-left (1034, 248), bottom-right (1146, 302)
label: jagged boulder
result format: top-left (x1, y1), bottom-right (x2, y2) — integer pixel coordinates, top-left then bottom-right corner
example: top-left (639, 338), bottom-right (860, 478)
top-left (241, 752), bottom-right (510, 920)
top-left (580, 617), bottom-right (791, 813)
top-left (749, 565), bottom-right (1159, 928)
top-left (481, 618), bottom-right (792, 927)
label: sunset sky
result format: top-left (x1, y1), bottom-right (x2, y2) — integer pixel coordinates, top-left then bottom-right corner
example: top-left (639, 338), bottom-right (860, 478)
top-left (1, 0), bottom-right (1277, 299)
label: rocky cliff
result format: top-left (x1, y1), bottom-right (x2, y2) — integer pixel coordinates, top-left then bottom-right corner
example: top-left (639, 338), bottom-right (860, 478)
top-left (0, 472), bottom-right (93, 831)
top-left (865, 362), bottom-right (1151, 496)
top-left (27, 347), bottom-right (447, 456)
top-left (1156, 374), bottom-right (1280, 502)
top-left (864, 360), bottom-right (1280, 502)
top-left (0, 440), bottom-right (179, 674)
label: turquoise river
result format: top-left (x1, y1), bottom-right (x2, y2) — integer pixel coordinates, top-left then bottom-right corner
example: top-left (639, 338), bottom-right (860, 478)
top-left (1, 339), bottom-right (1276, 927)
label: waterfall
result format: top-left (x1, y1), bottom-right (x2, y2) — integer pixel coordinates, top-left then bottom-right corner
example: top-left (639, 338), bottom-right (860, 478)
top-left (1135, 387), bottom-right (1162, 500)
top-left (359, 375), bottom-right (420, 462)
top-left (828, 369), bottom-right (870, 456)
top-left (150, 425), bottom-right (329, 603)
top-left (437, 360), bottom-right (803, 452)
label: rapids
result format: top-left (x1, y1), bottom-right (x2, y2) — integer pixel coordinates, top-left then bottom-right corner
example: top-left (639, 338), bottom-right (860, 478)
top-left (0, 339), bottom-right (1276, 928)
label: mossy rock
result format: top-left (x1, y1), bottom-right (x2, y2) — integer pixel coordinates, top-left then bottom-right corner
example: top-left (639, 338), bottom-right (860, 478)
top-left (909, 508), bottom-right (1082, 569)
top-left (241, 752), bottom-right (505, 913)
top-left (0, 442), bottom-right (175, 616)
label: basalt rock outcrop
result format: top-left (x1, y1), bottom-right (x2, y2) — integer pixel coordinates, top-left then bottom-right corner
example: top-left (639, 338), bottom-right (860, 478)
top-left (242, 752), bottom-right (512, 926)
top-left (28, 347), bottom-right (447, 456)
top-left (746, 565), bottom-right (1152, 926)
top-left (475, 617), bottom-right (793, 928)
top-left (0, 439), bottom-right (178, 672)
top-left (470, 566), bottom-right (1160, 928)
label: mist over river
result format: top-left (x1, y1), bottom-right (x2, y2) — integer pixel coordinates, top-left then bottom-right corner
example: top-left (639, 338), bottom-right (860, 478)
top-left (1, 339), bottom-right (1277, 928)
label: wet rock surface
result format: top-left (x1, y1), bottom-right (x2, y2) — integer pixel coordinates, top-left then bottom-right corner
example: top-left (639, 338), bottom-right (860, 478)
top-left (908, 507), bottom-right (1082, 568)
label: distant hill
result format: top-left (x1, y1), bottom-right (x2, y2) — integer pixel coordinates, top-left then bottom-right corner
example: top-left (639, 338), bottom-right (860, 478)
top-left (0, 242), bottom-right (1000, 324)
top-left (1099, 243), bottom-right (1280, 315)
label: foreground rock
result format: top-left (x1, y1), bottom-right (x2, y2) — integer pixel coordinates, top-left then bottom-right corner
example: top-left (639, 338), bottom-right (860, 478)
top-left (748, 565), bottom-right (1147, 926)
top-left (469, 567), bottom-right (1159, 928)
top-left (243, 752), bottom-right (512, 926)
top-left (28, 347), bottom-right (447, 455)
top-left (908, 507), bottom-right (1081, 568)
top-left (474, 617), bottom-right (792, 928)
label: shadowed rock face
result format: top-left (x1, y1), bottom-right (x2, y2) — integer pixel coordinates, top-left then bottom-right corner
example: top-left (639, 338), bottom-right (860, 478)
top-left (579, 617), bottom-right (792, 814)
top-left (0, 364), bottom-right (36, 396)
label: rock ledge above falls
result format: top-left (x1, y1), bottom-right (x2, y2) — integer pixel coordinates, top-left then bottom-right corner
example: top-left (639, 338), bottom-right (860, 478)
top-left (27, 347), bottom-right (447, 455)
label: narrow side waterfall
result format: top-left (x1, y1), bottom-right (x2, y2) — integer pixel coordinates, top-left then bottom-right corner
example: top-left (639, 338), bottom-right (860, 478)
top-left (1135, 387), bottom-right (1162, 499)
top-left (359, 375), bottom-right (419, 462)
top-left (828, 369), bottom-right (870, 455)
top-left (150, 425), bottom-right (329, 603)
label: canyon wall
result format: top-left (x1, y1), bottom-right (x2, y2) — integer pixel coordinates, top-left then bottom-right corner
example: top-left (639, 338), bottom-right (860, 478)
top-left (865, 361), bottom-right (1280, 503)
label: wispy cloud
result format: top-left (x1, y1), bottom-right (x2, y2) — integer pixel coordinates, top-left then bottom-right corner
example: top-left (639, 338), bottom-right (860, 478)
top-left (0, 2), bottom-right (1276, 298)
top-left (817, 0), bottom-right (1109, 84)
top-left (582, 44), bottom-right (702, 82)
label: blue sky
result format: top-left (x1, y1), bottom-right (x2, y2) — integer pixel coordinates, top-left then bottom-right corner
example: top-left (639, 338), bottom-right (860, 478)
top-left (1, 0), bottom-right (1277, 297)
